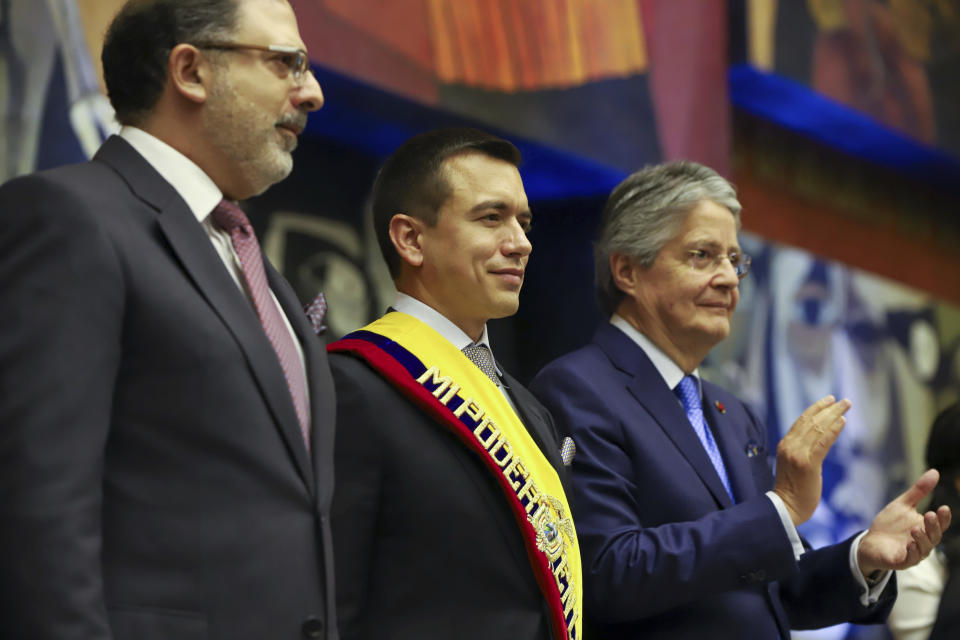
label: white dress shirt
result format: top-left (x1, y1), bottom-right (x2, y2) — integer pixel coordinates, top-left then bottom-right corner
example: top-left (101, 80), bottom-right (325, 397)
top-left (888, 549), bottom-right (948, 640)
top-left (610, 314), bottom-right (890, 604)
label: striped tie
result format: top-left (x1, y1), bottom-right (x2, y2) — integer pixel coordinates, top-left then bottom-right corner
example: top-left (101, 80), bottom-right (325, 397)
top-left (211, 200), bottom-right (311, 450)
top-left (674, 375), bottom-right (733, 501)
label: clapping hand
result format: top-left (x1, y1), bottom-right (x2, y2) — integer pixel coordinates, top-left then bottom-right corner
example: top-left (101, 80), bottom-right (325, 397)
top-left (857, 469), bottom-right (953, 575)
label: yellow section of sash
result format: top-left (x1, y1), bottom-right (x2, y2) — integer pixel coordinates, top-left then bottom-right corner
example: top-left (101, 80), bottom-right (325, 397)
top-left (361, 312), bottom-right (582, 639)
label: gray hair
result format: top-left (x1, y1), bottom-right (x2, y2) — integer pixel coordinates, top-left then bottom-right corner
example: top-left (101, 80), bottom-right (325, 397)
top-left (594, 161), bottom-right (742, 315)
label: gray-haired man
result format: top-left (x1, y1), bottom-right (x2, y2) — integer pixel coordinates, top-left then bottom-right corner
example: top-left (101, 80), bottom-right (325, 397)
top-left (531, 161), bottom-right (951, 639)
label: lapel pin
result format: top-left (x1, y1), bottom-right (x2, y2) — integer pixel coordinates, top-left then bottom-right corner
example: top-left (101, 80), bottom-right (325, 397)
top-left (560, 437), bottom-right (576, 466)
top-left (745, 440), bottom-right (761, 458)
top-left (714, 400), bottom-right (726, 414)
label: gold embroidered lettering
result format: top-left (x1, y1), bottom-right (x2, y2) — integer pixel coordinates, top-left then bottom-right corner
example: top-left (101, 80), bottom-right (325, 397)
top-left (474, 417), bottom-right (500, 448)
top-left (554, 555), bottom-right (569, 592)
top-left (439, 383), bottom-right (460, 404)
top-left (489, 436), bottom-right (512, 467)
top-left (453, 398), bottom-right (483, 422)
top-left (507, 460), bottom-right (528, 491)
top-left (518, 482), bottom-right (540, 514)
top-left (417, 366), bottom-right (454, 399)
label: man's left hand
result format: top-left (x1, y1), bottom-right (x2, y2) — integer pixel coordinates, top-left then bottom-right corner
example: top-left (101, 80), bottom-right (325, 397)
top-left (857, 468), bottom-right (952, 576)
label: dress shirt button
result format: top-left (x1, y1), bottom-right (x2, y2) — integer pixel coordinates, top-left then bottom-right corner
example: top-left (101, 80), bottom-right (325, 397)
top-left (301, 615), bottom-right (324, 639)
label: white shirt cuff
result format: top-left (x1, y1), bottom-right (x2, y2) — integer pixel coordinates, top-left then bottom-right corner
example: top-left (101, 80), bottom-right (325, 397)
top-left (765, 491), bottom-right (805, 561)
top-left (849, 530), bottom-right (893, 606)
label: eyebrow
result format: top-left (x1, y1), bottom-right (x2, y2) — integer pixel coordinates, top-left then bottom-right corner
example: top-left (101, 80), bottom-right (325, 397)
top-left (469, 199), bottom-right (533, 221)
top-left (470, 200), bottom-right (509, 212)
top-left (686, 238), bottom-right (741, 253)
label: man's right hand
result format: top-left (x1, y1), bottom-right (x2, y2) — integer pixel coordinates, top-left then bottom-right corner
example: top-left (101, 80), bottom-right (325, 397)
top-left (773, 395), bottom-right (851, 526)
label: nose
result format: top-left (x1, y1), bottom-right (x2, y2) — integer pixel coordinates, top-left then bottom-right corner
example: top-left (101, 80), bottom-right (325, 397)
top-left (292, 70), bottom-right (324, 112)
top-left (713, 256), bottom-right (740, 287)
top-left (503, 218), bottom-right (532, 257)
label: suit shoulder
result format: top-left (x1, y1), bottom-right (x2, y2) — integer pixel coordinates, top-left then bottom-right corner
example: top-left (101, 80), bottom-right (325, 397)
top-left (534, 342), bottom-right (606, 382)
top-left (2, 159), bottom-right (122, 195)
top-left (327, 350), bottom-right (414, 415)
top-left (1, 162), bottom-right (132, 228)
top-left (328, 349), bottom-right (384, 382)
top-left (530, 342), bottom-right (613, 402)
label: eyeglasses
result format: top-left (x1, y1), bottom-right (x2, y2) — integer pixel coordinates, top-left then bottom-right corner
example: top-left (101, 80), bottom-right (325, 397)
top-left (686, 248), bottom-right (752, 279)
top-left (192, 42), bottom-right (311, 84)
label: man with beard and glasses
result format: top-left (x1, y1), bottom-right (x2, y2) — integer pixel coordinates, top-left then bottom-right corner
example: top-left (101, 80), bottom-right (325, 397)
top-left (0, 1), bottom-right (337, 638)
top-left (530, 161), bottom-right (951, 639)
top-left (328, 128), bottom-right (582, 640)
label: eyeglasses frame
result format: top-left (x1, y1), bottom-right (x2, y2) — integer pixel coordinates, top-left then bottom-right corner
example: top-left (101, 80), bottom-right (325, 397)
top-left (686, 249), bottom-right (752, 280)
top-left (191, 42), bottom-right (311, 84)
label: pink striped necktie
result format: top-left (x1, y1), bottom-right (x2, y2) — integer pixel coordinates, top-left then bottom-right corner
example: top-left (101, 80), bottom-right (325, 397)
top-left (211, 200), bottom-right (311, 450)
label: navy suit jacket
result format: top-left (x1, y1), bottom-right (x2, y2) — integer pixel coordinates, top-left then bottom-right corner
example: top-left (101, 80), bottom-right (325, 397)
top-left (529, 322), bottom-right (895, 639)
top-left (0, 136), bottom-right (337, 639)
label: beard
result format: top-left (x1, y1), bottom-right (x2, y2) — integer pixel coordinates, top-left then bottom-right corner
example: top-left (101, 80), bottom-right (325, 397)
top-left (203, 72), bottom-right (296, 197)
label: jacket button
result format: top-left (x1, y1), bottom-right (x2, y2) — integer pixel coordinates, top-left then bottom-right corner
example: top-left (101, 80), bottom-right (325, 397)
top-left (301, 616), bottom-right (324, 639)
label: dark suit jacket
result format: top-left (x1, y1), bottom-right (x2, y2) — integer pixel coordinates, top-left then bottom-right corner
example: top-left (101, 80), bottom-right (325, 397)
top-left (0, 136), bottom-right (338, 640)
top-left (930, 560), bottom-right (959, 640)
top-left (329, 340), bottom-right (567, 640)
top-left (529, 322), bottom-right (895, 640)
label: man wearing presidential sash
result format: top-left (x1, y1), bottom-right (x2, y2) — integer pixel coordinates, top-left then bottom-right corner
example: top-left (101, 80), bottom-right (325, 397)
top-left (328, 128), bottom-right (582, 640)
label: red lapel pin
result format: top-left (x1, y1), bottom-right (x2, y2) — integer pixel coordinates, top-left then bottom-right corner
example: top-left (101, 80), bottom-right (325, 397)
top-left (714, 400), bottom-right (726, 414)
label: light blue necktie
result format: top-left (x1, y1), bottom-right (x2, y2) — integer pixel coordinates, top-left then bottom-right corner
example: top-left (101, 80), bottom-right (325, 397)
top-left (674, 375), bottom-right (734, 502)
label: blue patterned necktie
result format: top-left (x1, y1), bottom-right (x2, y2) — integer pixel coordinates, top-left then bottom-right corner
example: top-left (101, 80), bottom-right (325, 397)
top-left (674, 375), bottom-right (734, 502)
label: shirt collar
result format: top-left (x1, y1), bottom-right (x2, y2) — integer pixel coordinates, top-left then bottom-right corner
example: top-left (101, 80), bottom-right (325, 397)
top-left (610, 314), bottom-right (701, 397)
top-left (392, 292), bottom-right (503, 376)
top-left (118, 126), bottom-right (223, 223)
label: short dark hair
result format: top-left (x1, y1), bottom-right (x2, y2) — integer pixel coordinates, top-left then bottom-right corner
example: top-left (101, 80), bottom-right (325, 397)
top-left (371, 127), bottom-right (522, 279)
top-left (594, 161), bottom-right (742, 316)
top-left (102, 0), bottom-right (242, 126)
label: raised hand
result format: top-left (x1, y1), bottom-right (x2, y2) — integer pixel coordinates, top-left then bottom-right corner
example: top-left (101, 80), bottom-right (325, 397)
top-left (857, 468), bottom-right (953, 575)
top-left (773, 395), bottom-right (851, 526)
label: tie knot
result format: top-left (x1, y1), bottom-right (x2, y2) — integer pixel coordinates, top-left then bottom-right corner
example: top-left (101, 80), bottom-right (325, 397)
top-left (674, 375), bottom-right (700, 413)
top-left (211, 199), bottom-right (251, 234)
top-left (462, 343), bottom-right (499, 386)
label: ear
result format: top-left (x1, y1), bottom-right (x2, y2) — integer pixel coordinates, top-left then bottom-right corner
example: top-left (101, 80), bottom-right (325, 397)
top-left (389, 214), bottom-right (425, 269)
top-left (609, 252), bottom-right (639, 297)
top-left (168, 44), bottom-right (209, 105)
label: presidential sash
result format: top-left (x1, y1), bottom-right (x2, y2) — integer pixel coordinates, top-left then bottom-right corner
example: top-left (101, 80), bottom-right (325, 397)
top-left (328, 312), bottom-right (582, 640)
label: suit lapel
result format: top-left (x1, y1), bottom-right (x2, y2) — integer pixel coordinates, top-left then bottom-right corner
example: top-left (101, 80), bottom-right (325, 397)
top-left (96, 137), bottom-right (315, 492)
top-left (266, 264), bottom-right (335, 499)
top-left (701, 387), bottom-right (755, 503)
top-left (502, 372), bottom-right (563, 473)
top-left (594, 323), bottom-right (734, 508)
